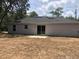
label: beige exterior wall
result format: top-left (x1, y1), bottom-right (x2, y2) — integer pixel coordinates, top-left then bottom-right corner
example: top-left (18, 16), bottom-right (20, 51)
top-left (8, 23), bottom-right (79, 36)
top-left (46, 24), bottom-right (79, 36)
top-left (8, 24), bottom-right (37, 35)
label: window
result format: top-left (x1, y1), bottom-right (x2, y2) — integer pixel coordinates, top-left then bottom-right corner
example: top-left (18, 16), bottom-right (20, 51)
top-left (13, 25), bottom-right (16, 31)
top-left (13, 25), bottom-right (16, 28)
top-left (24, 25), bottom-right (28, 29)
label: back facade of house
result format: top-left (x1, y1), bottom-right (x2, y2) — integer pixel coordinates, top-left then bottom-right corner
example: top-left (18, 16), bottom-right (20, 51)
top-left (8, 17), bottom-right (79, 36)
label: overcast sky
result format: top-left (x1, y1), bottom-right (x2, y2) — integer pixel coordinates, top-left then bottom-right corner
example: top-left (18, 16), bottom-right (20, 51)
top-left (28, 0), bottom-right (79, 17)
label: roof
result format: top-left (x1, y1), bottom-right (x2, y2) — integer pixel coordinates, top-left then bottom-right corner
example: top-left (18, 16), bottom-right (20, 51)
top-left (14, 17), bottom-right (79, 24)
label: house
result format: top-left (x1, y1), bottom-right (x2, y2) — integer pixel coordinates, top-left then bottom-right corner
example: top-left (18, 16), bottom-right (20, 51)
top-left (8, 17), bottom-right (79, 36)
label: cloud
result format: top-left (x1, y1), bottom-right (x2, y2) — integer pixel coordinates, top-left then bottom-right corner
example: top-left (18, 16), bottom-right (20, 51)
top-left (37, 0), bottom-right (70, 16)
top-left (39, 0), bottom-right (49, 3)
top-left (29, 0), bottom-right (79, 16)
top-left (38, 0), bottom-right (72, 16)
top-left (63, 10), bottom-right (74, 17)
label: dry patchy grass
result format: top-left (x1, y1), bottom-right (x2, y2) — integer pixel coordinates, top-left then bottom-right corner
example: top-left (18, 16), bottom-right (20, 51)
top-left (0, 33), bottom-right (79, 59)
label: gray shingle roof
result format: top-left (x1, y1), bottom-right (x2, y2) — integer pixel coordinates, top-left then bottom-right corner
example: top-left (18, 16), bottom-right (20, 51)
top-left (15, 17), bottom-right (79, 24)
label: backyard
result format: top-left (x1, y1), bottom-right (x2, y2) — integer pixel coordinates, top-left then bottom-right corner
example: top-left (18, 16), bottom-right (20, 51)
top-left (0, 33), bottom-right (79, 59)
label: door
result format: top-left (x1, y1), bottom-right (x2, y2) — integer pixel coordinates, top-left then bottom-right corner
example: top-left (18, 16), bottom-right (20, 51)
top-left (37, 25), bottom-right (45, 35)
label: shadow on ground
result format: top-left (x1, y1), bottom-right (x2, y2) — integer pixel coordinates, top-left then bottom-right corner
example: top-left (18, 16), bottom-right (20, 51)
top-left (0, 33), bottom-right (24, 38)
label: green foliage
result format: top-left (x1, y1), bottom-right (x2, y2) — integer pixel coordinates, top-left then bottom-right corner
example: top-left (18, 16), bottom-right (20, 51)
top-left (0, 0), bottom-right (30, 31)
top-left (50, 7), bottom-right (63, 17)
top-left (29, 11), bottom-right (38, 17)
top-left (66, 16), bottom-right (75, 20)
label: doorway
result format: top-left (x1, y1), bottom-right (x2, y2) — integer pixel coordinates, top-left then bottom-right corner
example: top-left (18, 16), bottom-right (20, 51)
top-left (37, 25), bottom-right (45, 35)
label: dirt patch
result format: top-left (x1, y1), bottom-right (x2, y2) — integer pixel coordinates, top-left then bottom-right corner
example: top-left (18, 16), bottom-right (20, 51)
top-left (0, 36), bottom-right (79, 59)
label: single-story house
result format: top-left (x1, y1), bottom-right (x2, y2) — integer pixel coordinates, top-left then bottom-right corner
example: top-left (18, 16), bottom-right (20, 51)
top-left (8, 17), bottom-right (79, 36)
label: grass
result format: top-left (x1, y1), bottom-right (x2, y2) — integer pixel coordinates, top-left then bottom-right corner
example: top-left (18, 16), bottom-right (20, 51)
top-left (0, 33), bottom-right (79, 59)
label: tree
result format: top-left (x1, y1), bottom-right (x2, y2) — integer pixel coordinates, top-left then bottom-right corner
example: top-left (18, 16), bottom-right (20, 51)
top-left (29, 11), bottom-right (38, 17)
top-left (66, 16), bottom-right (75, 20)
top-left (50, 7), bottom-right (63, 17)
top-left (0, 0), bottom-right (30, 31)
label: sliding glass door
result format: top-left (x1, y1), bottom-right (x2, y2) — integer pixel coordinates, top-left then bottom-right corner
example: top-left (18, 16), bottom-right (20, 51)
top-left (37, 25), bottom-right (45, 35)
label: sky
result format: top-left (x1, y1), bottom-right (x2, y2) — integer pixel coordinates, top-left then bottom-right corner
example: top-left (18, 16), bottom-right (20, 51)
top-left (28, 0), bottom-right (79, 17)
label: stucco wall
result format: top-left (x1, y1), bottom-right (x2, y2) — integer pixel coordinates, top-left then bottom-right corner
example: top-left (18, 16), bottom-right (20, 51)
top-left (46, 24), bottom-right (79, 36)
top-left (8, 24), bottom-right (37, 35)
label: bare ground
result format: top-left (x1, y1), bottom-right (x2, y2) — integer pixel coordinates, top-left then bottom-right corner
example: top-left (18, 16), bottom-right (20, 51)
top-left (0, 33), bottom-right (79, 59)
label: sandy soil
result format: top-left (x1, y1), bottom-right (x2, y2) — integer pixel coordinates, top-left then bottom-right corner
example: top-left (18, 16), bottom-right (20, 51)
top-left (0, 34), bottom-right (79, 59)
